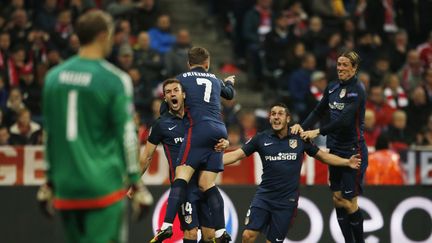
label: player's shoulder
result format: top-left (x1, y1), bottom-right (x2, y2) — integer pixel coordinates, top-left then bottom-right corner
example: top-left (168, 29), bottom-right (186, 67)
top-left (99, 60), bottom-right (133, 95)
top-left (45, 56), bottom-right (78, 85)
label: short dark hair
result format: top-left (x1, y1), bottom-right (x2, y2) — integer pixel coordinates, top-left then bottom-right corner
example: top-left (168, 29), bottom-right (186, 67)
top-left (340, 51), bottom-right (361, 68)
top-left (162, 78), bottom-right (183, 93)
top-left (188, 47), bottom-right (210, 66)
top-left (75, 10), bottom-right (113, 46)
top-left (270, 103), bottom-right (290, 115)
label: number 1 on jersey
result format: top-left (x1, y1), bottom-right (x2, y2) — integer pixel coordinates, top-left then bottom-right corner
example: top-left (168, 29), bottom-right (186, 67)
top-left (67, 90), bottom-right (78, 141)
top-left (196, 78), bottom-right (212, 103)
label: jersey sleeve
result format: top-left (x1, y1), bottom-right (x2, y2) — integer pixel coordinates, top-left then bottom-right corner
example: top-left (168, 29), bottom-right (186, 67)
top-left (302, 85), bottom-right (330, 129)
top-left (42, 71), bottom-right (55, 182)
top-left (220, 80), bottom-right (235, 100)
top-left (110, 74), bottom-right (140, 184)
top-left (319, 87), bottom-right (364, 136)
top-left (147, 119), bottom-right (163, 145)
top-left (304, 140), bottom-right (319, 157)
top-left (241, 134), bottom-right (260, 156)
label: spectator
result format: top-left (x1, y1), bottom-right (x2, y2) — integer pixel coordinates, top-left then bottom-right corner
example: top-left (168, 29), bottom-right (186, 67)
top-left (107, 26), bottom-right (128, 64)
top-left (364, 109), bottom-right (381, 151)
top-left (0, 32), bottom-right (11, 83)
top-left (19, 67), bottom-right (42, 118)
top-left (384, 109), bottom-right (412, 151)
top-left (164, 29), bottom-right (192, 78)
top-left (9, 108), bottom-right (41, 145)
top-left (148, 14), bottom-right (176, 54)
top-left (423, 67), bottom-right (432, 103)
top-left (356, 31), bottom-right (383, 72)
top-left (387, 29), bottom-right (410, 72)
top-left (27, 29), bottom-right (50, 67)
top-left (286, 53), bottom-right (316, 121)
top-left (62, 33), bottom-right (80, 58)
top-left (131, 0), bottom-right (161, 34)
top-left (34, 0), bottom-right (58, 32)
top-left (366, 85), bottom-right (396, 129)
top-left (320, 32), bottom-right (343, 79)
top-left (1, 0), bottom-right (25, 21)
top-left (46, 47), bottom-right (62, 68)
top-left (399, 49), bottom-right (424, 92)
top-left (417, 31), bottom-right (432, 69)
top-left (116, 44), bottom-right (134, 72)
top-left (227, 125), bottom-right (243, 150)
top-left (133, 111), bottom-right (149, 145)
top-left (128, 67), bottom-right (152, 116)
top-left (302, 16), bottom-right (326, 55)
top-left (282, 0), bottom-right (308, 37)
top-left (117, 19), bottom-right (136, 45)
top-left (357, 71), bottom-right (370, 92)
top-left (0, 75), bottom-right (7, 110)
top-left (262, 12), bottom-right (293, 83)
top-left (416, 114), bottom-right (432, 147)
top-left (106, 0), bottom-right (138, 19)
top-left (383, 73), bottom-right (408, 109)
top-left (405, 86), bottom-right (432, 138)
top-left (307, 70), bottom-right (327, 108)
top-left (239, 110), bottom-right (257, 141)
top-left (242, 0), bottom-right (273, 84)
top-left (7, 9), bottom-right (33, 46)
top-left (4, 87), bottom-right (25, 126)
top-left (283, 40), bottom-right (306, 77)
top-left (133, 31), bottom-right (163, 87)
top-left (8, 45), bottom-right (32, 87)
top-left (50, 9), bottom-right (74, 50)
top-left (0, 125), bottom-right (12, 145)
top-left (369, 56), bottom-right (391, 87)
top-left (221, 98), bottom-right (241, 128)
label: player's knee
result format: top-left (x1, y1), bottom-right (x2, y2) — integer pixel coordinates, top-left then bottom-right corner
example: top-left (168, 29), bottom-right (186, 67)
top-left (184, 228), bottom-right (198, 240)
top-left (198, 180), bottom-right (214, 192)
top-left (242, 230), bottom-right (258, 242)
top-left (332, 194), bottom-right (345, 207)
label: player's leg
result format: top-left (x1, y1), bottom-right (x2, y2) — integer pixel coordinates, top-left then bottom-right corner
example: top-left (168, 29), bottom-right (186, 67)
top-left (242, 206), bottom-right (270, 243)
top-left (265, 205), bottom-right (296, 243)
top-left (198, 170), bottom-right (227, 238)
top-left (198, 198), bottom-right (216, 242)
top-left (330, 165), bottom-right (355, 243)
top-left (59, 210), bottom-right (83, 243)
top-left (83, 200), bottom-right (126, 243)
top-left (178, 198), bottom-right (200, 243)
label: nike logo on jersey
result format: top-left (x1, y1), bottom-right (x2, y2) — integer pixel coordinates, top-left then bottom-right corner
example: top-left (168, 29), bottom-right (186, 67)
top-left (275, 238), bottom-right (284, 242)
top-left (264, 142), bottom-right (273, 146)
top-left (168, 125), bottom-right (177, 130)
top-left (344, 190), bottom-right (353, 194)
top-left (329, 89), bottom-right (336, 93)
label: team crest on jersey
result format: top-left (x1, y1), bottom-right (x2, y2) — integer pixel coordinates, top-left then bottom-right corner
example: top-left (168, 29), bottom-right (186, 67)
top-left (339, 88), bottom-right (346, 98)
top-left (289, 139), bottom-right (297, 149)
top-left (184, 215), bottom-right (192, 224)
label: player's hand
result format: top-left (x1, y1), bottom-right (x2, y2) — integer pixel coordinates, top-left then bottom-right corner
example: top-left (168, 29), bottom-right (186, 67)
top-left (290, 124), bottom-right (303, 134)
top-left (300, 129), bottom-right (319, 140)
top-left (348, 154), bottom-right (361, 169)
top-left (214, 138), bottom-right (229, 152)
top-left (36, 183), bottom-right (55, 218)
top-left (130, 181), bottom-right (153, 221)
top-left (224, 75), bottom-right (236, 86)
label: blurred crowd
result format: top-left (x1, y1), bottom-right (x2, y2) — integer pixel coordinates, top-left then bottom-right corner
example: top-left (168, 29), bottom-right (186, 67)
top-left (208, 0), bottom-right (432, 152)
top-left (0, 0), bottom-right (431, 159)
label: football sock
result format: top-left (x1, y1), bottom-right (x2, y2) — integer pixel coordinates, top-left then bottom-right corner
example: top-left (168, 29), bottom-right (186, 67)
top-left (349, 208), bottom-right (365, 243)
top-left (204, 186), bottom-right (225, 230)
top-left (183, 239), bottom-right (197, 243)
top-left (163, 179), bottom-right (187, 224)
top-left (336, 207), bottom-right (354, 243)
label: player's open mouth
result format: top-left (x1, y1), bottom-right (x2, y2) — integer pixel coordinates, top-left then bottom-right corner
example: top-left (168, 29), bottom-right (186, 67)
top-left (171, 98), bottom-right (178, 108)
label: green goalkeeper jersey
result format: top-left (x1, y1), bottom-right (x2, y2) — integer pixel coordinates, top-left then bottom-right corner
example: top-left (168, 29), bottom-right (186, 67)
top-left (43, 56), bottom-right (140, 209)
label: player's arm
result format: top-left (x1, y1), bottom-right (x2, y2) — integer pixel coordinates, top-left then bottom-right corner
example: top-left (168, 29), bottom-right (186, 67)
top-left (140, 141), bottom-right (158, 174)
top-left (301, 85), bottom-right (330, 129)
top-left (223, 148), bottom-right (247, 165)
top-left (111, 75), bottom-right (140, 184)
top-left (220, 75), bottom-right (235, 100)
top-left (314, 150), bottom-right (361, 169)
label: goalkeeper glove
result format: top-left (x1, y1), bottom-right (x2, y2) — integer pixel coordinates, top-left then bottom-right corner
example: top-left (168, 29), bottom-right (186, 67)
top-left (36, 183), bottom-right (55, 218)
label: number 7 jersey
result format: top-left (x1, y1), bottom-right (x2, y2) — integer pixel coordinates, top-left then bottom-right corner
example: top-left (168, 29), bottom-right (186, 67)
top-left (177, 67), bottom-right (235, 125)
top-left (43, 56), bottom-right (140, 207)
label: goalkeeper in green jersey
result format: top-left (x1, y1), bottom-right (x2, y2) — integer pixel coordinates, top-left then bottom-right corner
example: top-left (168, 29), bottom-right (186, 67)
top-left (38, 10), bottom-right (152, 243)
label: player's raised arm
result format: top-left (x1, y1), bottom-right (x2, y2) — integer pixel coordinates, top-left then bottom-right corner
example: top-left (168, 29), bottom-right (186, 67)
top-left (314, 150), bottom-right (361, 169)
top-left (220, 75), bottom-right (235, 100)
top-left (223, 148), bottom-right (247, 165)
